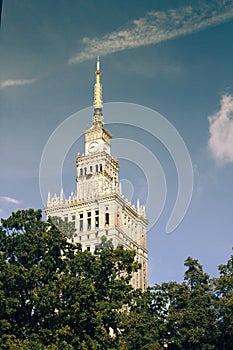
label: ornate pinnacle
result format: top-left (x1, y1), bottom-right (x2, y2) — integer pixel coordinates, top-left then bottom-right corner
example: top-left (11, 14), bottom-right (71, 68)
top-left (93, 56), bottom-right (104, 126)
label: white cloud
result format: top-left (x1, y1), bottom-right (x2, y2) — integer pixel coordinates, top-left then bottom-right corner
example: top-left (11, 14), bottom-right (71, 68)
top-left (208, 94), bottom-right (233, 165)
top-left (0, 196), bottom-right (21, 205)
top-left (0, 78), bottom-right (36, 89)
top-left (69, 0), bottom-right (233, 64)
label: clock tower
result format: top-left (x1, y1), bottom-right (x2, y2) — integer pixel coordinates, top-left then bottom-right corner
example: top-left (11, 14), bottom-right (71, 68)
top-left (46, 58), bottom-right (148, 291)
top-left (77, 57), bottom-right (118, 201)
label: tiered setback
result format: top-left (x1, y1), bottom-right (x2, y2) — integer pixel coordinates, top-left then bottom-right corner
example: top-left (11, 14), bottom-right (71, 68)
top-left (45, 58), bottom-right (148, 291)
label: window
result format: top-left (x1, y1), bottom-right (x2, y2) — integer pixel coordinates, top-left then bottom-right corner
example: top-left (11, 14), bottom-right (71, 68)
top-left (87, 234), bottom-right (90, 240)
top-left (84, 167), bottom-right (87, 175)
top-left (80, 168), bottom-right (83, 176)
top-left (90, 166), bottom-right (93, 172)
top-left (95, 210), bottom-right (99, 228)
top-left (87, 212), bottom-right (91, 230)
top-left (79, 213), bottom-right (83, 232)
top-left (72, 215), bottom-right (76, 221)
top-left (87, 246), bottom-right (90, 252)
top-left (79, 220), bottom-right (83, 232)
top-left (95, 164), bottom-right (98, 172)
top-left (64, 217), bottom-right (68, 222)
top-left (100, 164), bottom-right (102, 172)
top-left (95, 231), bottom-right (98, 238)
top-left (105, 213), bottom-right (109, 226)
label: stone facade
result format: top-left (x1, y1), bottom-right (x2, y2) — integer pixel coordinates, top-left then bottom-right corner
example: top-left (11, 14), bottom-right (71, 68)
top-left (45, 58), bottom-right (148, 291)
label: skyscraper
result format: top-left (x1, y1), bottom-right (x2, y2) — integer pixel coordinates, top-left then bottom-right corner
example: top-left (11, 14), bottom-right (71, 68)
top-left (46, 58), bottom-right (148, 290)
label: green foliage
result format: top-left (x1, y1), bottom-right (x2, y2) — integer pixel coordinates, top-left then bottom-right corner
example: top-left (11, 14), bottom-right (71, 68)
top-left (118, 256), bottom-right (233, 349)
top-left (49, 216), bottom-right (76, 239)
top-left (0, 209), bottom-right (139, 349)
top-left (214, 249), bottom-right (233, 349)
top-left (0, 209), bottom-right (232, 349)
top-left (95, 235), bottom-right (114, 250)
top-left (119, 289), bottom-right (163, 350)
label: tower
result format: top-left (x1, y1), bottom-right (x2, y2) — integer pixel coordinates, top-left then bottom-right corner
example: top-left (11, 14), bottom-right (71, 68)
top-left (46, 58), bottom-right (148, 291)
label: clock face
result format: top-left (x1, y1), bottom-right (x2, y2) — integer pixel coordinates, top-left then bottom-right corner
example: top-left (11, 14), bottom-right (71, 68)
top-left (88, 142), bottom-right (99, 153)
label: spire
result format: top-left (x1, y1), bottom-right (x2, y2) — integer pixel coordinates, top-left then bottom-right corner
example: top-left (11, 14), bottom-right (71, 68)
top-left (93, 56), bottom-right (104, 126)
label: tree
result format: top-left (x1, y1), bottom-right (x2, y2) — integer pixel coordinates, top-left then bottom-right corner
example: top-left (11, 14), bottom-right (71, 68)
top-left (143, 259), bottom-right (217, 350)
top-left (2, 209), bottom-right (232, 349)
top-left (50, 216), bottom-right (76, 239)
top-left (118, 288), bottom-right (163, 350)
top-left (180, 257), bottom-right (217, 349)
top-left (214, 249), bottom-right (233, 349)
top-left (0, 209), bottom-right (140, 349)
top-left (95, 235), bottom-right (113, 250)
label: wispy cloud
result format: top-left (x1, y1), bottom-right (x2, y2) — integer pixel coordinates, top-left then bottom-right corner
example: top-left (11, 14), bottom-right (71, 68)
top-left (208, 94), bottom-right (233, 165)
top-left (0, 78), bottom-right (36, 89)
top-left (0, 196), bottom-right (21, 205)
top-left (69, 0), bottom-right (233, 64)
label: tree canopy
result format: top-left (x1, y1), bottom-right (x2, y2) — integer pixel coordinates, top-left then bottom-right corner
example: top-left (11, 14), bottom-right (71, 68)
top-left (0, 209), bottom-right (139, 349)
top-left (0, 209), bottom-right (232, 349)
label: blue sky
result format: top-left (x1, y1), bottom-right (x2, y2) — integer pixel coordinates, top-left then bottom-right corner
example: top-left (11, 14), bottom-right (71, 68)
top-left (0, 0), bottom-right (233, 284)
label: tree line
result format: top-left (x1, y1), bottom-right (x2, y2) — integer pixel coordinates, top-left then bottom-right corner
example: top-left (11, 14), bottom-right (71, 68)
top-left (0, 209), bottom-right (232, 349)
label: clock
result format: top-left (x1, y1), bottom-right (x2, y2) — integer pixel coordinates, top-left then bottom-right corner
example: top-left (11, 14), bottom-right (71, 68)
top-left (88, 142), bottom-right (99, 153)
